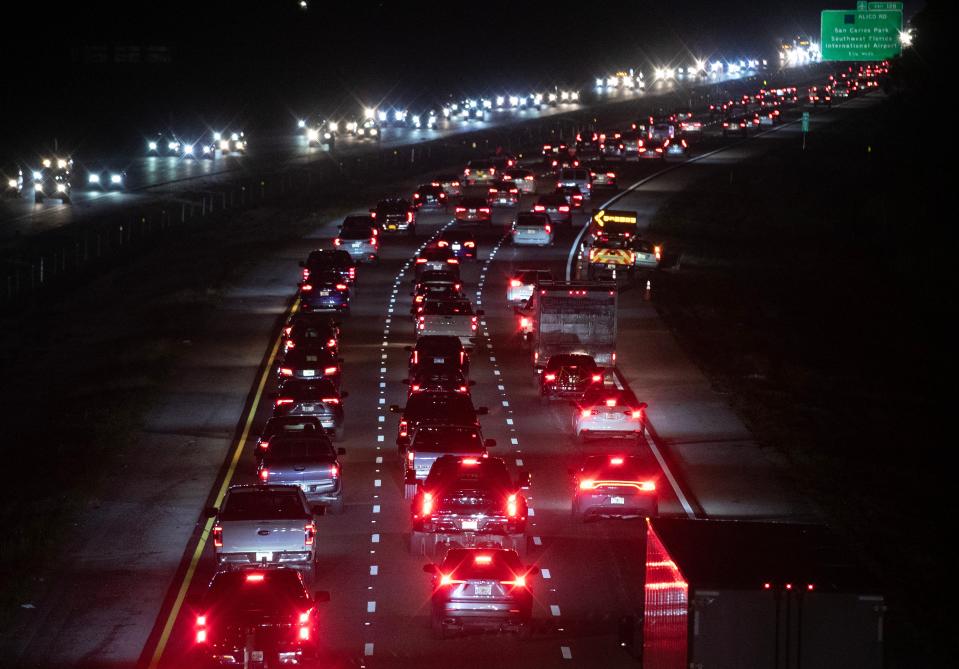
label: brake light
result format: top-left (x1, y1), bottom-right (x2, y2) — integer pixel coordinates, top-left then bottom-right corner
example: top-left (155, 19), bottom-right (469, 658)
top-left (544, 373), bottom-right (556, 381)
top-left (524, 175), bottom-right (534, 181)
top-left (592, 374), bottom-right (602, 382)
top-left (300, 284), bottom-right (313, 292)
top-left (533, 205), bottom-right (545, 212)
top-left (459, 351), bottom-right (465, 366)
top-left (474, 554), bottom-right (492, 564)
top-left (559, 205), bottom-right (570, 212)
top-left (285, 340), bottom-right (295, 350)
top-left (275, 398), bottom-right (294, 406)
top-left (447, 258), bottom-right (459, 264)
top-left (335, 284), bottom-right (347, 291)
top-left (333, 238), bottom-right (341, 246)
top-left (520, 317), bottom-right (530, 328)
top-left (212, 525), bottom-right (223, 547)
top-left (545, 225), bottom-right (551, 233)
top-left (502, 575), bottom-right (527, 588)
top-left (631, 409), bottom-right (643, 419)
top-left (455, 207), bottom-right (466, 213)
top-left (489, 188), bottom-right (498, 194)
top-left (410, 384), bottom-right (421, 392)
top-left (464, 168), bottom-right (471, 175)
top-left (421, 491), bottom-right (434, 516)
top-left (413, 193), bottom-right (420, 199)
top-left (638, 481), bottom-right (656, 491)
top-left (370, 237), bottom-right (377, 245)
top-left (479, 207), bottom-right (490, 214)
top-left (606, 172), bottom-right (616, 178)
top-left (324, 366), bottom-right (338, 375)
top-left (321, 397), bottom-right (340, 404)
top-left (196, 629), bottom-right (207, 644)
top-left (412, 351), bottom-right (418, 365)
top-left (506, 493), bottom-right (518, 517)
top-left (510, 279), bottom-right (522, 287)
top-left (304, 522), bottom-right (316, 546)
top-left (330, 464), bottom-right (339, 478)
top-left (298, 625), bottom-right (310, 641)
top-left (328, 338), bottom-right (337, 348)
top-left (280, 368), bottom-right (293, 376)
top-left (400, 420), bottom-right (408, 437)
top-left (605, 398), bottom-right (617, 407)
top-left (654, 245), bottom-right (662, 261)
top-left (464, 241), bottom-right (475, 248)
top-left (259, 467), bottom-right (269, 482)
top-left (462, 458), bottom-right (480, 466)
top-left (579, 479), bottom-right (595, 490)
top-left (246, 572), bottom-right (265, 582)
top-left (416, 258), bottom-right (427, 263)
top-left (458, 385), bottom-right (468, 393)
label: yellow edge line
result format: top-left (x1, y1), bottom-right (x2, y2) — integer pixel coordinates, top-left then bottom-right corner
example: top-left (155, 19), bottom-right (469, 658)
top-left (147, 300), bottom-right (297, 669)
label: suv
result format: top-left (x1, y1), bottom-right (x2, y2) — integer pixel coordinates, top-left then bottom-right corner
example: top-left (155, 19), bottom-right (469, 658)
top-left (272, 379), bottom-right (347, 440)
top-left (570, 454), bottom-right (658, 519)
top-left (410, 455), bottom-right (529, 558)
top-left (300, 249), bottom-right (356, 286)
top-left (371, 198), bottom-right (416, 235)
top-left (540, 354), bottom-right (602, 402)
top-left (556, 168), bottom-right (592, 199)
top-left (532, 194), bottom-right (572, 225)
top-left (390, 390), bottom-right (487, 448)
top-left (463, 159), bottom-right (496, 186)
top-left (257, 434), bottom-right (346, 513)
top-left (423, 548), bottom-right (538, 638)
top-left (436, 229), bottom-right (478, 261)
top-left (406, 336), bottom-right (470, 378)
top-left (334, 215), bottom-right (379, 263)
top-left (413, 184), bottom-right (448, 210)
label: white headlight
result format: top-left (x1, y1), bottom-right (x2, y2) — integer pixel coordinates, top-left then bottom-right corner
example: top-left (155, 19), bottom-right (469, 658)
top-left (202, 145), bottom-right (212, 154)
top-left (306, 129), bottom-right (319, 141)
top-left (111, 174), bottom-right (122, 183)
top-left (8, 179), bottom-right (18, 188)
top-left (168, 142), bottom-right (179, 151)
top-left (370, 128), bottom-right (378, 136)
top-left (377, 111), bottom-right (388, 122)
top-left (56, 183), bottom-right (67, 192)
top-left (184, 144), bottom-right (194, 154)
top-left (328, 121), bottom-right (338, 132)
top-left (230, 132), bottom-right (239, 141)
top-left (35, 184), bottom-right (43, 191)
top-left (42, 159), bottom-right (52, 168)
top-left (148, 141), bottom-right (158, 150)
top-left (297, 119), bottom-right (306, 128)
top-left (495, 96), bottom-right (505, 106)
top-left (213, 132), bottom-right (222, 141)
top-left (33, 171), bottom-right (42, 180)
top-left (57, 159), bottom-right (68, 169)
top-left (88, 174), bottom-right (100, 183)
top-left (220, 139), bottom-right (230, 150)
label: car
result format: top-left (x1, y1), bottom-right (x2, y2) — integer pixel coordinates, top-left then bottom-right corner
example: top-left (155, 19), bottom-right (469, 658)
top-left (599, 135), bottom-right (627, 159)
top-left (414, 247), bottom-right (461, 279)
top-left (406, 336), bottom-right (470, 378)
top-left (506, 268), bottom-right (554, 304)
top-left (545, 150), bottom-right (579, 172)
top-left (463, 159), bottom-right (496, 186)
top-left (808, 85), bottom-right (832, 106)
top-left (413, 184), bottom-right (448, 210)
top-left (556, 167), bottom-right (592, 199)
top-left (540, 353), bottom-right (602, 402)
top-left (673, 111), bottom-right (703, 134)
top-left (431, 174), bottom-right (463, 198)
top-left (662, 136), bottom-right (688, 157)
top-left (637, 136), bottom-right (666, 159)
top-left (193, 569), bottom-right (329, 666)
top-left (411, 281), bottom-right (465, 318)
top-left (629, 238), bottom-right (662, 270)
top-left (532, 194), bottom-right (572, 225)
top-left (215, 130), bottom-right (247, 154)
top-left (282, 313), bottom-right (339, 354)
top-left (33, 157), bottom-right (72, 204)
top-left (254, 415), bottom-right (327, 460)
top-left (424, 547), bottom-right (538, 638)
top-left (572, 387), bottom-right (647, 441)
top-left (501, 168), bottom-right (536, 194)
top-left (436, 229), bottom-right (478, 261)
top-left (390, 390), bottom-right (486, 448)
top-left (346, 117), bottom-right (381, 139)
top-left (410, 455), bottom-right (527, 557)
top-left (334, 215), bottom-right (379, 263)
top-left (487, 183), bottom-right (519, 207)
top-left (415, 298), bottom-right (480, 343)
top-left (257, 434), bottom-right (346, 512)
top-left (570, 454), bottom-right (658, 519)
top-left (511, 212), bottom-right (553, 247)
top-left (145, 133), bottom-right (182, 156)
top-left (722, 116), bottom-right (749, 137)
top-left (412, 270), bottom-right (461, 295)
top-left (554, 185), bottom-right (585, 210)
top-left (618, 131), bottom-right (647, 159)
top-left (588, 162), bottom-right (618, 189)
top-left (541, 141), bottom-right (568, 157)
top-left (278, 346), bottom-right (342, 387)
top-left (453, 197), bottom-right (492, 225)
top-left (489, 154), bottom-right (517, 174)
top-left (371, 198), bottom-right (416, 235)
top-left (273, 379), bottom-right (346, 438)
top-left (179, 135), bottom-right (216, 159)
top-left (2, 162), bottom-right (24, 197)
top-left (298, 271), bottom-right (351, 314)
top-left (405, 368), bottom-right (472, 397)
top-left (85, 167), bottom-right (127, 190)
top-left (300, 249), bottom-right (356, 286)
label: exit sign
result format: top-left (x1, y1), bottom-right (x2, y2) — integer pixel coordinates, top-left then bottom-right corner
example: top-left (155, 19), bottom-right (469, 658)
top-left (821, 10), bottom-right (902, 61)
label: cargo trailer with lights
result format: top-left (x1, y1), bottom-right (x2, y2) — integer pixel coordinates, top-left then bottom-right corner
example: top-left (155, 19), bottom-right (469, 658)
top-left (524, 281), bottom-right (617, 372)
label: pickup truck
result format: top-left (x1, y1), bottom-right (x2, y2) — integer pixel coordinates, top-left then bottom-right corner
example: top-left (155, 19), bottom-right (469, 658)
top-left (415, 298), bottom-right (482, 346)
top-left (208, 485), bottom-right (317, 579)
top-left (410, 455), bottom-right (529, 558)
top-left (257, 435), bottom-right (347, 514)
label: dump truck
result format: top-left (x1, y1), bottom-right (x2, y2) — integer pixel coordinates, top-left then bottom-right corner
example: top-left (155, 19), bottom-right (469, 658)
top-left (523, 281), bottom-right (616, 371)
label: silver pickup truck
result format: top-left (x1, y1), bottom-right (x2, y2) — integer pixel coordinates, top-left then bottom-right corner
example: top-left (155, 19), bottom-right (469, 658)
top-left (415, 298), bottom-right (482, 346)
top-left (208, 485), bottom-right (317, 579)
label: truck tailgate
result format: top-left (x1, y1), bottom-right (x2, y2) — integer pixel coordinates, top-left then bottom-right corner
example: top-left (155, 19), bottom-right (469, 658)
top-left (419, 316), bottom-right (475, 340)
top-left (220, 520), bottom-right (307, 554)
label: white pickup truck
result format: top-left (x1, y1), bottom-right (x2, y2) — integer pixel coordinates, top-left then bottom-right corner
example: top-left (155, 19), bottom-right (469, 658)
top-left (415, 298), bottom-right (482, 346)
top-left (207, 485), bottom-right (317, 579)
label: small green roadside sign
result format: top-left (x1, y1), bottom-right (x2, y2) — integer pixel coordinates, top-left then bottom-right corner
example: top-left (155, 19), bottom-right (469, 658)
top-left (821, 9), bottom-right (902, 61)
top-left (868, 2), bottom-right (902, 10)
top-left (802, 112), bottom-right (810, 133)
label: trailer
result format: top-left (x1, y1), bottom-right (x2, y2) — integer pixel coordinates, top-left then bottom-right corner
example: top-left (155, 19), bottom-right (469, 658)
top-left (640, 518), bottom-right (885, 669)
top-left (525, 281), bottom-right (617, 371)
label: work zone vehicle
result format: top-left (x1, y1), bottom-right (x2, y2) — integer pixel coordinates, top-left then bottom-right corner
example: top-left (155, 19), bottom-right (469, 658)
top-left (586, 241), bottom-right (634, 280)
top-left (524, 281), bottom-right (617, 371)
top-left (410, 455), bottom-right (529, 558)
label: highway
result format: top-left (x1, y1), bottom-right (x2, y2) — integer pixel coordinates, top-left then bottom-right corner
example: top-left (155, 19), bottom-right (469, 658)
top-left (0, 70), bottom-right (866, 669)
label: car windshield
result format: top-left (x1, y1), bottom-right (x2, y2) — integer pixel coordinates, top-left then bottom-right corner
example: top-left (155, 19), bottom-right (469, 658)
top-left (268, 438), bottom-right (335, 460)
top-left (265, 418), bottom-right (323, 436)
top-left (220, 490), bottom-right (307, 520)
top-left (412, 426), bottom-right (484, 453)
top-left (516, 214), bottom-right (549, 228)
top-left (546, 355), bottom-right (596, 370)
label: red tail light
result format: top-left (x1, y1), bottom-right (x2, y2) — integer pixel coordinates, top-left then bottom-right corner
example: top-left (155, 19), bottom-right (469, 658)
top-left (544, 373), bottom-right (556, 381)
top-left (420, 491), bottom-right (434, 516)
top-left (406, 212), bottom-right (413, 222)
top-left (330, 464), bottom-right (339, 478)
top-left (285, 340), bottom-right (295, 350)
top-left (559, 205), bottom-right (570, 212)
top-left (533, 205), bottom-right (545, 212)
top-left (464, 241), bottom-right (475, 248)
top-left (592, 374), bottom-right (602, 382)
top-left (298, 625), bottom-right (310, 641)
top-left (606, 172), bottom-right (616, 178)
top-left (479, 207), bottom-right (490, 214)
top-left (544, 224), bottom-right (551, 233)
top-left (259, 468), bottom-right (269, 482)
top-left (501, 575), bottom-right (527, 588)
top-left (416, 257), bottom-right (427, 263)
top-left (196, 629), bottom-right (207, 644)
top-left (324, 366), bottom-right (338, 375)
top-left (447, 258), bottom-right (459, 264)
top-left (510, 279), bottom-right (522, 287)
top-left (300, 284), bottom-right (313, 292)
top-left (280, 368), bottom-right (293, 376)
top-left (458, 385), bottom-right (468, 393)
top-left (581, 408), bottom-right (591, 418)
top-left (333, 238), bottom-right (341, 246)
top-left (520, 317), bottom-right (530, 328)
top-left (412, 350), bottom-right (418, 365)
top-left (275, 398), bottom-right (294, 406)
top-left (506, 493), bottom-right (518, 517)
top-left (327, 338), bottom-right (336, 348)
top-left (304, 522), bottom-right (316, 546)
top-left (370, 237), bottom-right (377, 245)
top-left (399, 420), bottom-right (408, 437)
top-left (455, 207), bottom-right (465, 213)
top-left (631, 409), bottom-right (643, 419)
top-left (413, 193), bottom-right (420, 199)
top-left (212, 525), bottom-right (223, 547)
top-left (489, 187), bottom-right (498, 194)
top-left (411, 384), bottom-right (420, 392)
top-left (437, 240), bottom-right (448, 247)
top-left (321, 397), bottom-right (340, 404)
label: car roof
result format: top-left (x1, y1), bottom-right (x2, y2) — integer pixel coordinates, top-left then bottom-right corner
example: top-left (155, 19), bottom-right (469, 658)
top-left (283, 347), bottom-right (337, 364)
top-left (279, 378), bottom-right (339, 396)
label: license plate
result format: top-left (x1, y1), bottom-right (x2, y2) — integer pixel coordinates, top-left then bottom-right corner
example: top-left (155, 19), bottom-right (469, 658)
top-left (302, 369), bottom-right (315, 377)
top-left (461, 520), bottom-right (478, 530)
top-left (452, 244), bottom-right (461, 250)
top-left (607, 264), bottom-right (617, 269)
top-left (603, 411), bottom-right (621, 419)
top-left (319, 290), bottom-right (331, 296)
top-left (388, 224), bottom-right (397, 230)
top-left (432, 356), bottom-right (446, 364)
top-left (475, 584), bottom-right (492, 596)
top-left (301, 404), bottom-right (316, 412)
top-left (251, 651), bottom-right (264, 662)
top-left (352, 242), bottom-right (361, 247)
top-left (255, 551), bottom-right (273, 562)
top-left (610, 496), bottom-right (625, 505)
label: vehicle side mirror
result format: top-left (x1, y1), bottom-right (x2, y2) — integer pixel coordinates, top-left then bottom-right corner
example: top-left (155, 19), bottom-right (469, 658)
top-left (638, 402), bottom-right (648, 410)
top-left (518, 471), bottom-right (531, 489)
top-left (404, 469), bottom-right (418, 485)
top-left (337, 447), bottom-right (346, 456)
top-left (475, 309), bottom-right (485, 316)
top-left (340, 391), bottom-right (349, 399)
top-left (484, 439), bottom-right (497, 449)
top-left (390, 404), bottom-right (403, 413)
top-left (526, 566), bottom-right (540, 576)
top-left (423, 563), bottom-right (438, 574)
top-left (204, 506), bottom-right (218, 518)
top-left (314, 591), bottom-right (331, 603)
top-left (404, 345), bottom-right (413, 352)
top-left (477, 406), bottom-right (489, 415)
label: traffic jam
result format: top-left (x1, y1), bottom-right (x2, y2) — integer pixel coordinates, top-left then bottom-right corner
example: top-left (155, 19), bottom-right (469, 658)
top-left (159, 63), bottom-right (890, 668)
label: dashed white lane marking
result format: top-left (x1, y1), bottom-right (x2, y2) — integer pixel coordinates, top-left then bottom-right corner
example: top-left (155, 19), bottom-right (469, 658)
top-left (378, 398), bottom-right (386, 404)
top-left (516, 458), bottom-right (524, 466)
top-left (380, 367), bottom-right (387, 373)
top-left (378, 416), bottom-right (385, 422)
top-left (370, 565), bottom-right (378, 575)
top-left (490, 356), bottom-right (496, 361)
top-left (528, 508), bottom-right (536, 516)
top-left (561, 646), bottom-right (572, 660)
top-left (372, 504), bottom-right (380, 513)
top-left (502, 400), bottom-right (509, 407)
top-left (505, 418), bottom-right (513, 425)
top-left (375, 456), bottom-right (383, 464)
top-left (371, 534), bottom-right (380, 543)
top-left (533, 536), bottom-right (542, 546)
top-left (541, 568), bottom-right (551, 579)
top-left (367, 601), bottom-right (376, 613)
top-left (510, 437), bottom-right (519, 445)
top-left (379, 382), bottom-right (386, 388)
top-left (364, 643), bottom-right (374, 656)
top-left (498, 384), bottom-right (505, 390)
top-left (550, 604), bottom-right (562, 617)
top-left (377, 435), bottom-right (384, 442)
top-left (374, 479), bottom-right (381, 488)
top-left (493, 370), bottom-right (500, 376)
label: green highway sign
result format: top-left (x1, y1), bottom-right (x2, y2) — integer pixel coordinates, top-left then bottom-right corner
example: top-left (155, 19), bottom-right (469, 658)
top-left (868, 2), bottom-right (902, 10)
top-left (856, 1), bottom-right (866, 8)
top-left (802, 112), bottom-right (810, 133)
top-left (821, 10), bottom-right (902, 61)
